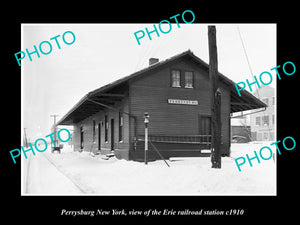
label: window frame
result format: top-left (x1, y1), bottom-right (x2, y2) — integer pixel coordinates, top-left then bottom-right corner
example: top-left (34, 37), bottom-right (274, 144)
top-left (184, 71), bottom-right (194, 88)
top-left (262, 115), bottom-right (269, 126)
top-left (255, 116), bottom-right (261, 126)
top-left (170, 69), bottom-right (181, 88)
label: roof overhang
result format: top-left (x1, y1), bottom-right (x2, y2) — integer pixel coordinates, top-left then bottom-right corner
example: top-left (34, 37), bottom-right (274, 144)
top-left (57, 92), bottom-right (125, 125)
top-left (57, 50), bottom-right (266, 125)
top-left (230, 88), bottom-right (267, 113)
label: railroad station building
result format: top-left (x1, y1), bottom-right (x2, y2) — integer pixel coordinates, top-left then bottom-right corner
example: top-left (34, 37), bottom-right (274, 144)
top-left (57, 50), bottom-right (266, 161)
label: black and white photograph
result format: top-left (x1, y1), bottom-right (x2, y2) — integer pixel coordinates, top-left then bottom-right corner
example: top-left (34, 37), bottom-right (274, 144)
top-left (4, 6), bottom-right (298, 224)
top-left (21, 23), bottom-right (276, 195)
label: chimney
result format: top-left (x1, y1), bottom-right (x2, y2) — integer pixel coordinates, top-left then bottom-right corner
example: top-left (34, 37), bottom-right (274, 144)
top-left (149, 58), bottom-right (159, 66)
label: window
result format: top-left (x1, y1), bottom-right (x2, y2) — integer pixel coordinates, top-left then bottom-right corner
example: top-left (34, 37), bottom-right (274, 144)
top-left (272, 114), bottom-right (275, 124)
top-left (119, 112), bottom-right (123, 142)
top-left (184, 71), bottom-right (194, 88)
top-left (262, 115), bottom-right (269, 126)
top-left (255, 117), bottom-right (261, 126)
top-left (272, 96), bottom-right (275, 105)
top-left (105, 115), bottom-right (108, 142)
top-left (171, 70), bottom-right (181, 87)
top-left (262, 97), bottom-right (269, 106)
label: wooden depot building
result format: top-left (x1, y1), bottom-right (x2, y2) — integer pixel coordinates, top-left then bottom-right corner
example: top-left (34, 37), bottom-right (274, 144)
top-left (57, 50), bottom-right (266, 161)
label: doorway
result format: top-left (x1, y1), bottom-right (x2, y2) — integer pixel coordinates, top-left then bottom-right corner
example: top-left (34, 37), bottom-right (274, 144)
top-left (80, 126), bottom-right (84, 150)
top-left (110, 119), bottom-right (114, 151)
top-left (98, 123), bottom-right (101, 150)
top-left (199, 115), bottom-right (212, 148)
top-left (199, 115), bottom-right (211, 135)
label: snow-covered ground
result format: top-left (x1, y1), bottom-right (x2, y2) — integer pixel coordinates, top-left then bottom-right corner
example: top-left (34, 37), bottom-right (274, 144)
top-left (22, 142), bottom-right (276, 195)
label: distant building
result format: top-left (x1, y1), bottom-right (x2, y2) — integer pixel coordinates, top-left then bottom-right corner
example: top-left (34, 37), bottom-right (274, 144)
top-left (250, 86), bottom-right (275, 141)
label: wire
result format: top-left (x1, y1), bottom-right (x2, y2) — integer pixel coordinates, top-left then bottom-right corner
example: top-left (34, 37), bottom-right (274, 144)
top-left (236, 26), bottom-right (260, 99)
top-left (236, 25), bottom-right (274, 141)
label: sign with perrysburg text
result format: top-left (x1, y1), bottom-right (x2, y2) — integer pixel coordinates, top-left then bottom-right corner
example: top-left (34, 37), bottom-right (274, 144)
top-left (167, 99), bottom-right (198, 105)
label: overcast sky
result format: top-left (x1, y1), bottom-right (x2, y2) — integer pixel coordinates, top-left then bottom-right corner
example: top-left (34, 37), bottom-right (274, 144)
top-left (22, 23), bottom-right (276, 140)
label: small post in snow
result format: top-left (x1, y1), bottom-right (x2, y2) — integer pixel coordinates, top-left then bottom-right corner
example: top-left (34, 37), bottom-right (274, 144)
top-left (144, 112), bottom-right (150, 165)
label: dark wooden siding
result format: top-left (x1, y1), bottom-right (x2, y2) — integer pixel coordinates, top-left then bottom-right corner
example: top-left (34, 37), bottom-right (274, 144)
top-left (130, 59), bottom-right (211, 135)
top-left (73, 97), bottom-right (131, 160)
top-left (129, 57), bottom-right (231, 159)
top-left (72, 57), bottom-right (231, 161)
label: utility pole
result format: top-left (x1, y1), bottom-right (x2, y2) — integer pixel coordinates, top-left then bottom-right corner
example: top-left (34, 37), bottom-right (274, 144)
top-left (50, 114), bottom-right (59, 147)
top-left (208, 26), bottom-right (222, 168)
